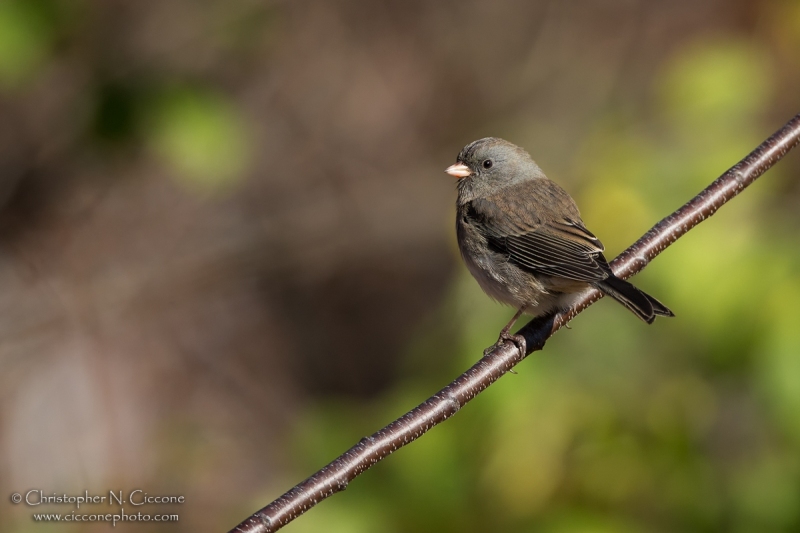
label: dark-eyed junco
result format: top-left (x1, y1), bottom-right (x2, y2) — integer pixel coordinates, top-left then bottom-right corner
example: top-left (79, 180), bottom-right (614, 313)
top-left (447, 137), bottom-right (673, 355)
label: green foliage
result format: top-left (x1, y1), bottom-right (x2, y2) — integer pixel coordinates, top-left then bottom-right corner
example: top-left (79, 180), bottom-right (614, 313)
top-left (657, 37), bottom-right (774, 128)
top-left (148, 88), bottom-right (251, 193)
top-left (0, 0), bottom-right (57, 87)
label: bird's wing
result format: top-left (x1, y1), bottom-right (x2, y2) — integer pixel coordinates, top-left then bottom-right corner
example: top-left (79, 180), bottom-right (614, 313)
top-left (470, 197), bottom-right (609, 282)
top-left (504, 221), bottom-right (609, 282)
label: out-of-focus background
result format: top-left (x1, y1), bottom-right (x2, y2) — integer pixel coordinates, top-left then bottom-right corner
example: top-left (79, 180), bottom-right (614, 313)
top-left (1, 0), bottom-right (799, 531)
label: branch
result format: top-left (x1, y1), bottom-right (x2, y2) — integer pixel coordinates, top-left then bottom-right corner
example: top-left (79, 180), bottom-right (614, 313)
top-left (229, 113), bottom-right (800, 533)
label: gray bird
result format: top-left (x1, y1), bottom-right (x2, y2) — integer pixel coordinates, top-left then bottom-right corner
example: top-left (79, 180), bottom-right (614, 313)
top-left (447, 137), bottom-right (673, 355)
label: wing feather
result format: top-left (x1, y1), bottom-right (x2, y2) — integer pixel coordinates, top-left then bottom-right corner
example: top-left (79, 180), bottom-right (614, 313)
top-left (468, 199), bottom-right (609, 282)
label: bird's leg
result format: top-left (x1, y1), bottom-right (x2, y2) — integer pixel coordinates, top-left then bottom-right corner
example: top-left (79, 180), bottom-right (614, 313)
top-left (484, 307), bottom-right (527, 357)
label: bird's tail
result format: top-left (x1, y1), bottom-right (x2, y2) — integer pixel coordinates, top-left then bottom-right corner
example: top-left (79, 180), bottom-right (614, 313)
top-left (595, 275), bottom-right (674, 324)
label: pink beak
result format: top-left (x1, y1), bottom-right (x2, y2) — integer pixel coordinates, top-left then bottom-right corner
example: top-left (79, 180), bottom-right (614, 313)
top-left (445, 163), bottom-right (472, 178)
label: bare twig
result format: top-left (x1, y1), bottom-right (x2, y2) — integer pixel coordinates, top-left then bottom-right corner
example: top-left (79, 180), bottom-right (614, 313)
top-left (230, 114), bottom-right (800, 533)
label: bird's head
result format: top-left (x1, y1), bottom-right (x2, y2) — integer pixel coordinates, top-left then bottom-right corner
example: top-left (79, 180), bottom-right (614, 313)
top-left (446, 137), bottom-right (543, 203)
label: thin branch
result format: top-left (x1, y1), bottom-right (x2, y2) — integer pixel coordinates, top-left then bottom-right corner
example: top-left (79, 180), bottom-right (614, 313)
top-left (230, 113), bottom-right (800, 533)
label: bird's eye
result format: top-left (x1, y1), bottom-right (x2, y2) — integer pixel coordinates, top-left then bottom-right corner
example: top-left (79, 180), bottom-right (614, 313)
top-left (482, 159), bottom-right (493, 169)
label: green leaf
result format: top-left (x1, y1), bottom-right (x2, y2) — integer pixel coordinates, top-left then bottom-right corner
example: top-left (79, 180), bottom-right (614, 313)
top-left (149, 88), bottom-right (251, 193)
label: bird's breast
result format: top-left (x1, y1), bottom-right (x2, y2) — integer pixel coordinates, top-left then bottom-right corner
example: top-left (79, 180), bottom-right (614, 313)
top-left (456, 213), bottom-right (520, 306)
top-left (456, 206), bottom-right (574, 315)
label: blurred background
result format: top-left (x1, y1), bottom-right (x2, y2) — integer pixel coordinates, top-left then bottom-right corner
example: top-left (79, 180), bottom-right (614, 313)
top-left (1, 0), bottom-right (799, 531)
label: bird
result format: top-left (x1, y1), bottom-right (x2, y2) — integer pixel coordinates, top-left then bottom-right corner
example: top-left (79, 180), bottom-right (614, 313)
top-left (446, 137), bottom-right (673, 356)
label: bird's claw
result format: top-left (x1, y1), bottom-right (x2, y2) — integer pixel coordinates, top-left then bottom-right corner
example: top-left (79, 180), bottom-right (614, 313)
top-left (483, 331), bottom-right (527, 358)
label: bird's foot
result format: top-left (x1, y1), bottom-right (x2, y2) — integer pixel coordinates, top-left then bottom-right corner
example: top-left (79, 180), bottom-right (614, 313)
top-left (483, 331), bottom-right (527, 358)
top-left (484, 307), bottom-right (528, 357)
